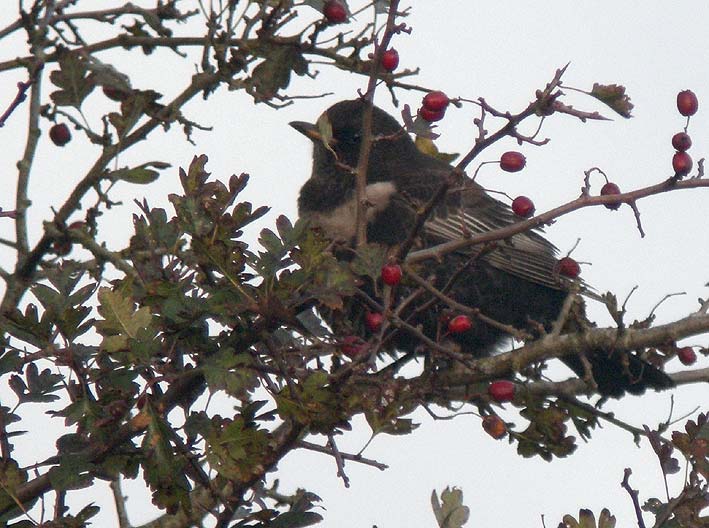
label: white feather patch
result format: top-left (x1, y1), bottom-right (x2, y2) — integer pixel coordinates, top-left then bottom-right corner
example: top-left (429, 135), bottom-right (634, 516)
top-left (308, 182), bottom-right (397, 240)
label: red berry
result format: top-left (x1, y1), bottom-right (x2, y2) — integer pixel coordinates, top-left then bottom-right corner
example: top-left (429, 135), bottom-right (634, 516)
top-left (323, 0), bottom-right (347, 23)
top-left (365, 312), bottom-right (384, 332)
top-left (340, 336), bottom-right (368, 359)
top-left (677, 346), bottom-right (697, 366)
top-left (380, 48), bottom-right (399, 72)
top-left (671, 132), bottom-right (692, 152)
top-left (68, 221), bottom-right (86, 230)
top-left (422, 91), bottom-right (450, 113)
top-left (558, 256), bottom-right (581, 279)
top-left (418, 106), bottom-right (446, 122)
top-left (511, 196), bottom-right (535, 218)
top-left (677, 90), bottom-right (699, 117)
top-left (500, 151), bottom-right (526, 173)
top-left (600, 182), bottom-right (622, 210)
top-left (488, 380), bottom-right (515, 402)
top-left (482, 415), bottom-right (507, 439)
top-left (102, 85), bottom-right (127, 102)
top-left (447, 314), bottom-right (472, 334)
top-left (381, 263), bottom-right (402, 286)
top-left (672, 151), bottom-right (692, 176)
top-left (49, 123), bottom-right (71, 146)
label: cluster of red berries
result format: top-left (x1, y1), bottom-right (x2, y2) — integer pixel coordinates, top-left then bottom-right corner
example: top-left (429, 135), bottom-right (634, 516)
top-left (418, 91), bottom-right (451, 122)
top-left (360, 263), bottom-right (405, 335)
top-left (672, 89), bottom-right (698, 177)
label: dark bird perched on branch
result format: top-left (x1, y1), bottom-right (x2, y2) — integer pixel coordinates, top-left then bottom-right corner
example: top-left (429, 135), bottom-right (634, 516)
top-left (291, 99), bottom-right (674, 397)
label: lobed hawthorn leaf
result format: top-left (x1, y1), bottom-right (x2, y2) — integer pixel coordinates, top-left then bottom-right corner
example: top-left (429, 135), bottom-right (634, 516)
top-left (431, 487), bottom-right (470, 528)
top-left (589, 83), bottom-right (634, 118)
top-left (179, 154), bottom-right (211, 195)
top-left (202, 349), bottom-right (260, 399)
top-left (205, 415), bottom-right (273, 482)
top-left (9, 363), bottom-right (62, 404)
top-left (47, 453), bottom-right (95, 491)
top-left (2, 304), bottom-right (52, 349)
top-left (32, 283), bottom-right (63, 315)
top-left (246, 44), bottom-right (308, 101)
top-left (108, 89), bottom-right (163, 138)
top-left (95, 287), bottom-right (155, 353)
top-left (49, 51), bottom-right (95, 108)
top-left (517, 399), bottom-right (577, 461)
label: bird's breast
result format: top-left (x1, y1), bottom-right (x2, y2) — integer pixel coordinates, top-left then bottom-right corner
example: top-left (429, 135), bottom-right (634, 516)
top-left (306, 181), bottom-right (397, 241)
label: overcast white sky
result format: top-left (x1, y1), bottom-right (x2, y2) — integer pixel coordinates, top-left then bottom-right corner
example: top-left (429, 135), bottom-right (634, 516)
top-left (1, 2), bottom-right (707, 526)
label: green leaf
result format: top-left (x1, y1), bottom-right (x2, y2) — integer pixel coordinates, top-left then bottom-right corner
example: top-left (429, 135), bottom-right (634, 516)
top-left (589, 83), bottom-right (634, 118)
top-left (47, 454), bottom-right (95, 491)
top-left (49, 51), bottom-right (95, 108)
top-left (10, 363), bottom-right (62, 404)
top-left (96, 287), bottom-right (155, 352)
top-left (2, 304), bottom-right (53, 348)
top-left (270, 511), bottom-right (323, 528)
top-left (202, 349), bottom-right (260, 398)
top-left (141, 404), bottom-right (192, 512)
top-left (246, 44), bottom-right (309, 101)
top-left (109, 161), bottom-right (169, 184)
top-left (415, 136), bottom-right (459, 163)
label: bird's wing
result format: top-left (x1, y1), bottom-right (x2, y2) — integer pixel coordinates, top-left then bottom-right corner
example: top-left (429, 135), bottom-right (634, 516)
top-left (399, 165), bottom-right (566, 290)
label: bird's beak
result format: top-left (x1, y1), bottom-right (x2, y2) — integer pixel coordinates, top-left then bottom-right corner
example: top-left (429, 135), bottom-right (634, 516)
top-left (289, 121), bottom-right (323, 142)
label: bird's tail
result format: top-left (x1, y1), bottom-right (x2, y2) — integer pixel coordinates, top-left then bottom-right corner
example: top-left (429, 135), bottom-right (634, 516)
top-left (562, 350), bottom-right (675, 398)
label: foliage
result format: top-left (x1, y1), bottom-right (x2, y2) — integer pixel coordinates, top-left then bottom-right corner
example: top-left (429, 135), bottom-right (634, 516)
top-left (0, 1), bottom-right (707, 527)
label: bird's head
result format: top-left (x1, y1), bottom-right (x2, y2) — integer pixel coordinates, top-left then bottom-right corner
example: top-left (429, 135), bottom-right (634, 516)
top-left (290, 99), bottom-right (418, 182)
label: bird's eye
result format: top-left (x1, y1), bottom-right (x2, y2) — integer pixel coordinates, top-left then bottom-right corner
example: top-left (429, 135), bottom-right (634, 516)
top-left (335, 128), bottom-right (361, 144)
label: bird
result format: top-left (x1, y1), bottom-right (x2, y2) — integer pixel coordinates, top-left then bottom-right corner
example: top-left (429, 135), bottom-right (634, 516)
top-left (290, 98), bottom-right (674, 398)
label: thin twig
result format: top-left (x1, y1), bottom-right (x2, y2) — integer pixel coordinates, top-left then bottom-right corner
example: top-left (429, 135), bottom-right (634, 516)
top-left (327, 434), bottom-right (350, 487)
top-left (297, 440), bottom-right (388, 471)
top-left (354, 0), bottom-right (402, 246)
top-left (621, 469), bottom-right (647, 528)
top-left (109, 478), bottom-right (130, 528)
top-left (407, 178), bottom-right (709, 264)
top-left (0, 80), bottom-right (32, 127)
top-left (402, 264), bottom-right (529, 340)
